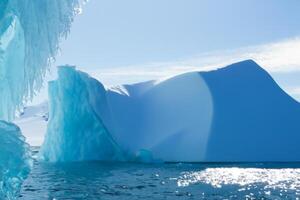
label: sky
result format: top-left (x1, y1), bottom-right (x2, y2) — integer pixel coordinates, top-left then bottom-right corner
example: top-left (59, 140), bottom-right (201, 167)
top-left (51, 0), bottom-right (300, 101)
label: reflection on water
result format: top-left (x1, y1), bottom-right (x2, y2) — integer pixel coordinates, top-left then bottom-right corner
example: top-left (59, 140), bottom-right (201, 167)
top-left (177, 167), bottom-right (300, 188)
top-left (177, 167), bottom-right (300, 199)
top-left (20, 148), bottom-right (300, 199)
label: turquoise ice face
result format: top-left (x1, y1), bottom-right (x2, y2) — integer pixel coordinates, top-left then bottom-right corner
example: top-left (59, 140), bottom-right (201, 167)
top-left (0, 14), bottom-right (25, 121)
top-left (0, 0), bottom-right (8, 20)
top-left (0, 0), bottom-right (82, 198)
top-left (0, 120), bottom-right (32, 199)
top-left (0, 0), bottom-right (81, 121)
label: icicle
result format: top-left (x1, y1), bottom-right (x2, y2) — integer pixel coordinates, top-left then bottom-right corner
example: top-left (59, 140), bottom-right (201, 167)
top-left (0, 0), bottom-right (82, 121)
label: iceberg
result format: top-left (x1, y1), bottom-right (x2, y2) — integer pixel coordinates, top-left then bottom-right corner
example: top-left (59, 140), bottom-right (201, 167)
top-left (0, 121), bottom-right (31, 199)
top-left (41, 60), bottom-right (300, 162)
top-left (0, 0), bottom-right (81, 121)
top-left (40, 65), bottom-right (213, 162)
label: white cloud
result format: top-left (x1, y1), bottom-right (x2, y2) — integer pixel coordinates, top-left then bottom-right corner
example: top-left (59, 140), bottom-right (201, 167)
top-left (289, 87), bottom-right (300, 102)
top-left (251, 37), bottom-right (300, 72)
top-left (290, 87), bottom-right (300, 96)
top-left (81, 37), bottom-right (300, 86)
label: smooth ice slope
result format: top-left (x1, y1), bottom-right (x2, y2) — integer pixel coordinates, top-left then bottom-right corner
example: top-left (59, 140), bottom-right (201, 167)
top-left (202, 60), bottom-right (300, 161)
top-left (0, 121), bottom-right (31, 199)
top-left (40, 60), bottom-right (300, 162)
top-left (0, 0), bottom-right (81, 121)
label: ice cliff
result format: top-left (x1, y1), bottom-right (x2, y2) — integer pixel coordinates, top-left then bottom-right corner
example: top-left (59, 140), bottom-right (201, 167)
top-left (0, 121), bottom-right (31, 199)
top-left (40, 67), bottom-right (126, 162)
top-left (40, 60), bottom-right (300, 162)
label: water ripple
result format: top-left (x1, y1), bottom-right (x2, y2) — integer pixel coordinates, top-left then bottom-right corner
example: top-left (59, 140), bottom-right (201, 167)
top-left (20, 157), bottom-right (300, 200)
top-left (177, 168), bottom-right (300, 190)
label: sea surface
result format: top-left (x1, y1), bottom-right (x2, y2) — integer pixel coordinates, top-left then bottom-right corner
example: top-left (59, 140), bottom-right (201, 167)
top-left (20, 147), bottom-right (300, 199)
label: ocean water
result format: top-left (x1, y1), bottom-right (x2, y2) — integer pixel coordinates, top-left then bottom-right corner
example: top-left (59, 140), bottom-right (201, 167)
top-left (20, 148), bottom-right (300, 200)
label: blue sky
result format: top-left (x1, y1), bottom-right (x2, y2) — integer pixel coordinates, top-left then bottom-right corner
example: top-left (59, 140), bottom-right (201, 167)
top-left (52, 0), bottom-right (300, 100)
top-left (56, 0), bottom-right (300, 68)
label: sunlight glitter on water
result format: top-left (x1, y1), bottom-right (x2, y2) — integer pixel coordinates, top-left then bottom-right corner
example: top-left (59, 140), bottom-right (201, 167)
top-left (176, 167), bottom-right (300, 198)
top-left (177, 168), bottom-right (300, 188)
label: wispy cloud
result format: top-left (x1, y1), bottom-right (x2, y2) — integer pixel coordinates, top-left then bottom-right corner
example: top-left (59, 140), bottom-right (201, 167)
top-left (288, 87), bottom-right (300, 102)
top-left (290, 87), bottom-right (300, 96)
top-left (251, 37), bottom-right (300, 72)
top-left (82, 37), bottom-right (300, 86)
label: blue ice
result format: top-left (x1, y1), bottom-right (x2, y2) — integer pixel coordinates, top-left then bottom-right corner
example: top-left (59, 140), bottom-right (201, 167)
top-left (0, 1), bottom-right (83, 198)
top-left (0, 0), bottom-right (81, 121)
top-left (0, 121), bottom-right (31, 199)
top-left (41, 60), bottom-right (300, 163)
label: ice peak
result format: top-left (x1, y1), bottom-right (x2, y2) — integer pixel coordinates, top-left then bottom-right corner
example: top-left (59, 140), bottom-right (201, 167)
top-left (220, 59), bottom-right (264, 72)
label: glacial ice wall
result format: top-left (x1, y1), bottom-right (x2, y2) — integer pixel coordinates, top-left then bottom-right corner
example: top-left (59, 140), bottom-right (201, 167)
top-left (41, 60), bottom-right (300, 162)
top-left (0, 121), bottom-right (32, 199)
top-left (40, 66), bottom-right (126, 162)
top-left (0, 0), bottom-right (81, 121)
